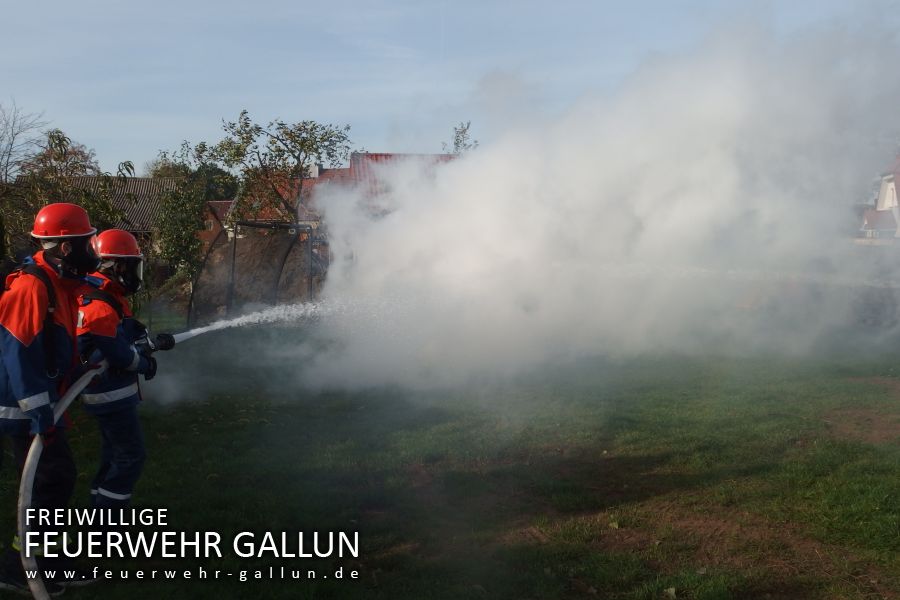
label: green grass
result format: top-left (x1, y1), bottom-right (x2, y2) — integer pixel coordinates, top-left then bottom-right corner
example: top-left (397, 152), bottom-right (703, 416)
top-left (1, 333), bottom-right (899, 599)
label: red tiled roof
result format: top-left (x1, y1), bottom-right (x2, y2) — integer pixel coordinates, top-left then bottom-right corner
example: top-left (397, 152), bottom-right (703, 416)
top-left (297, 152), bottom-right (455, 205)
top-left (348, 152), bottom-right (454, 191)
top-left (206, 200), bottom-right (234, 223)
top-left (239, 152), bottom-right (456, 222)
top-left (862, 208), bottom-right (898, 231)
top-left (350, 152), bottom-right (454, 167)
top-left (316, 167), bottom-right (354, 183)
top-left (268, 151), bottom-right (455, 206)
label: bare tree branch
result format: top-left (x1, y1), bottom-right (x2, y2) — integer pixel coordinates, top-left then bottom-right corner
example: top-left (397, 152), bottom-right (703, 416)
top-left (0, 100), bottom-right (47, 183)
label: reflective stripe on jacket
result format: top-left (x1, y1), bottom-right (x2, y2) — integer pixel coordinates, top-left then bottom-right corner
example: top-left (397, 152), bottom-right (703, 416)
top-left (0, 252), bottom-right (81, 433)
top-left (77, 274), bottom-right (148, 415)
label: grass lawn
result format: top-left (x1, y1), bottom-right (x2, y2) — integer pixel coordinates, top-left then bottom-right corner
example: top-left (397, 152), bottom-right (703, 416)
top-left (1, 328), bottom-right (899, 599)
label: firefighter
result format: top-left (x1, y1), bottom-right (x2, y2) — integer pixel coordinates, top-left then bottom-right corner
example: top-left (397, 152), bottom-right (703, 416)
top-left (76, 229), bottom-right (173, 510)
top-left (0, 202), bottom-right (100, 594)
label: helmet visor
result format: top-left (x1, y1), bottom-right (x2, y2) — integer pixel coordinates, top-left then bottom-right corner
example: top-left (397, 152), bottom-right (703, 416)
top-left (120, 257), bottom-right (144, 294)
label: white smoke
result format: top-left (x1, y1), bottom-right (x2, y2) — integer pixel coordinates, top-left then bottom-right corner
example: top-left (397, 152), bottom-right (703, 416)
top-left (284, 22), bottom-right (900, 389)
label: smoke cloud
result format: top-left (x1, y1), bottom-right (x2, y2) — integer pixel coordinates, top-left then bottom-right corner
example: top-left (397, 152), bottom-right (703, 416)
top-left (291, 22), bottom-right (900, 389)
top-left (143, 19), bottom-right (900, 402)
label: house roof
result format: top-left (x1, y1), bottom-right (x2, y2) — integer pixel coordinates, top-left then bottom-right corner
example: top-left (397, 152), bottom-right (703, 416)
top-left (206, 200), bottom-right (234, 224)
top-left (69, 176), bottom-right (179, 232)
top-left (226, 152), bottom-right (457, 223)
top-left (862, 208), bottom-right (897, 231)
top-left (296, 152), bottom-right (455, 205)
top-left (346, 152), bottom-right (454, 191)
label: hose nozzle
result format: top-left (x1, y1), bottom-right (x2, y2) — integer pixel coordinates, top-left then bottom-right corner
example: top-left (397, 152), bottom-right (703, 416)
top-left (153, 333), bottom-right (176, 351)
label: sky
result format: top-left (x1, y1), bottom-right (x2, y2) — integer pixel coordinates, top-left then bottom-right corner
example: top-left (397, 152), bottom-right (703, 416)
top-left (1, 0), bottom-right (889, 173)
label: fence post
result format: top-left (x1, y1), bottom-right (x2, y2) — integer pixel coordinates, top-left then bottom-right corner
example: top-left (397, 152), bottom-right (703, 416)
top-left (225, 224), bottom-right (239, 315)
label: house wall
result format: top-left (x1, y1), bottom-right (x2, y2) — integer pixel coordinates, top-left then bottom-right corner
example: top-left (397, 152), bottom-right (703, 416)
top-left (875, 177), bottom-right (897, 211)
top-left (197, 210), bottom-right (225, 251)
top-left (189, 226), bottom-right (324, 325)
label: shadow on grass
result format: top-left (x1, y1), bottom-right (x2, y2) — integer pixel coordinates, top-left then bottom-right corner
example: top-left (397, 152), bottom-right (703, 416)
top-left (14, 340), bottom-right (894, 599)
top-left (119, 385), bottom-right (787, 600)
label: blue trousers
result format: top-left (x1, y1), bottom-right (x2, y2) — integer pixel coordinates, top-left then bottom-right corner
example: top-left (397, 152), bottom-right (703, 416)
top-left (90, 405), bottom-right (146, 509)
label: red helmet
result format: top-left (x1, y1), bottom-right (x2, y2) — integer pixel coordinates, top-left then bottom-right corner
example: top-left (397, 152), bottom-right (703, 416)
top-left (93, 229), bottom-right (143, 258)
top-left (31, 202), bottom-right (97, 239)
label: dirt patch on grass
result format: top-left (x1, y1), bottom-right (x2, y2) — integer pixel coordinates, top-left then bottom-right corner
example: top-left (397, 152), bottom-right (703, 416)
top-left (652, 498), bottom-right (897, 598)
top-left (824, 377), bottom-right (900, 444)
top-left (397, 449), bottom-right (899, 598)
top-left (641, 500), bottom-right (833, 570)
top-left (596, 522), bottom-right (657, 555)
top-left (530, 496), bottom-right (898, 599)
top-left (824, 405), bottom-right (900, 445)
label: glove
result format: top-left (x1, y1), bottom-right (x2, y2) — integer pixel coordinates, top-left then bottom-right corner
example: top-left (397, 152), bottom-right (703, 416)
top-left (134, 336), bottom-right (152, 358)
top-left (143, 355), bottom-right (157, 381)
top-left (154, 333), bottom-right (175, 351)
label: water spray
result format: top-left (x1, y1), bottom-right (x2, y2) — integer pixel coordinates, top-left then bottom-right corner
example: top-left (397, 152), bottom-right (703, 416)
top-left (173, 302), bottom-right (321, 344)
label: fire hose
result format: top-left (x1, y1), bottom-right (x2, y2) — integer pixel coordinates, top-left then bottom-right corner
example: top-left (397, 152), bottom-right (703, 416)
top-left (17, 334), bottom-right (175, 599)
top-left (17, 361), bottom-right (108, 599)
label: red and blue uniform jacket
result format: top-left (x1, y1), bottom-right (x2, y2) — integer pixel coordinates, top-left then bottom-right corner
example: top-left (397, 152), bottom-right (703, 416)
top-left (0, 252), bottom-right (81, 434)
top-left (76, 273), bottom-right (151, 415)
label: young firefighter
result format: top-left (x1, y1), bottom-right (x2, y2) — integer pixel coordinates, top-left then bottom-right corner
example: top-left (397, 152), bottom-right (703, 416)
top-left (76, 229), bottom-right (173, 509)
top-left (0, 203), bottom-right (100, 594)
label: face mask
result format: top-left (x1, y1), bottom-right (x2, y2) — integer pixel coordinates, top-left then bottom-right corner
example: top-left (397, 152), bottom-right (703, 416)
top-left (60, 236), bottom-right (100, 277)
top-left (118, 257), bottom-right (143, 294)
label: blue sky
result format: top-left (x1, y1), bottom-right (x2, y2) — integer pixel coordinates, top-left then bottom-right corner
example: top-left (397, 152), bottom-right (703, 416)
top-left (0, 0), bottom-right (887, 172)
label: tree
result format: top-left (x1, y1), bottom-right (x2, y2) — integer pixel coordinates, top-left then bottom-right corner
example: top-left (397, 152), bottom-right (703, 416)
top-left (151, 143), bottom-right (237, 200)
top-left (2, 129), bottom-right (133, 261)
top-left (18, 129), bottom-right (101, 178)
top-left (210, 110), bottom-right (351, 222)
top-left (145, 155), bottom-right (191, 179)
top-left (442, 121), bottom-right (479, 155)
top-left (17, 129), bottom-right (133, 230)
top-left (0, 102), bottom-right (46, 261)
top-left (155, 183), bottom-right (206, 277)
top-left (151, 142), bottom-right (238, 276)
top-left (0, 101), bottom-right (47, 184)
